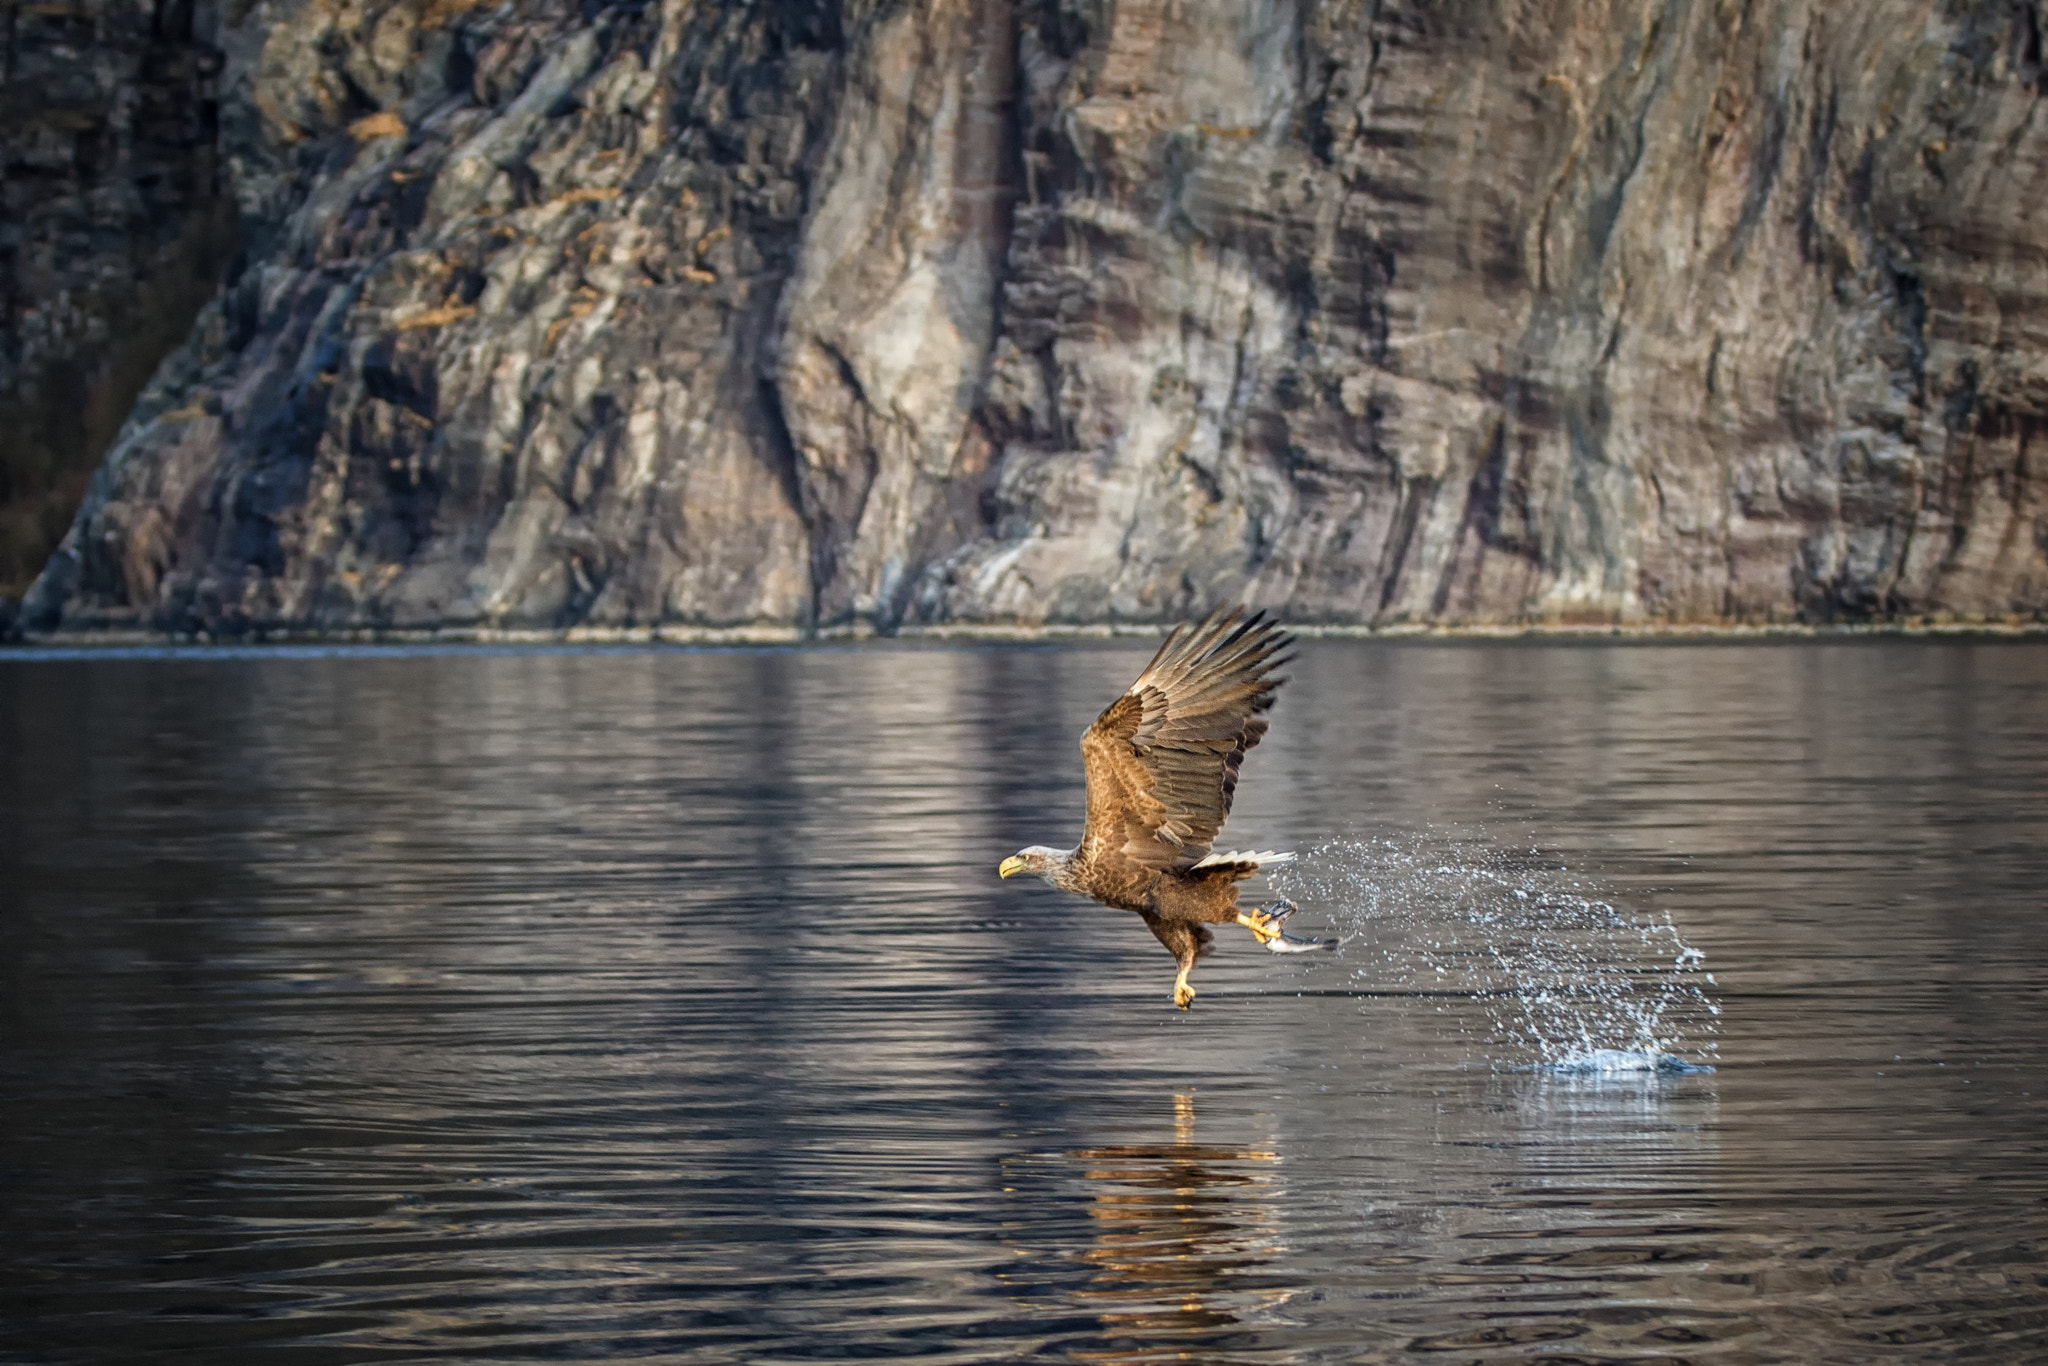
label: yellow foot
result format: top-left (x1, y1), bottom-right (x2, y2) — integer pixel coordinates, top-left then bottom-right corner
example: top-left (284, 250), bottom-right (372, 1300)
top-left (1173, 972), bottom-right (1196, 1010)
top-left (1236, 906), bottom-right (1288, 945)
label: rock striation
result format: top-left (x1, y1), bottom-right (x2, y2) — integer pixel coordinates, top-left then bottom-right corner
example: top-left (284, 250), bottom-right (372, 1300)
top-left (15, 0), bottom-right (2048, 635)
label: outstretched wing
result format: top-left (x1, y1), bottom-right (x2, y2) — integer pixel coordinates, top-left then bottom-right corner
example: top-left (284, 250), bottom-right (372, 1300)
top-left (1079, 608), bottom-right (1294, 874)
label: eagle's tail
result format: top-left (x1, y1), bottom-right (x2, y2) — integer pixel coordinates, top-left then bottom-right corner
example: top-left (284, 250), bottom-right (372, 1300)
top-left (1190, 849), bottom-right (1294, 879)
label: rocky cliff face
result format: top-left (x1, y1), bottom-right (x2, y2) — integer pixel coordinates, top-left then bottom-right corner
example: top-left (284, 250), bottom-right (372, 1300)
top-left (16, 0), bottom-right (2048, 635)
top-left (1, 0), bottom-right (235, 611)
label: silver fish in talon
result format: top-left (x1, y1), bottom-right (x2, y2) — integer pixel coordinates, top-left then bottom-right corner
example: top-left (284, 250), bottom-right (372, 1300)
top-left (1245, 899), bottom-right (1343, 953)
top-left (1263, 927), bottom-right (1343, 953)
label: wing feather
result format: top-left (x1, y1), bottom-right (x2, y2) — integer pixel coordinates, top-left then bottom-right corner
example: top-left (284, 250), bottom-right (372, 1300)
top-left (1079, 607), bottom-right (1295, 874)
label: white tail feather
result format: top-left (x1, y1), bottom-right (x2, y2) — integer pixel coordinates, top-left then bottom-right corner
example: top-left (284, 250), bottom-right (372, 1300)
top-left (1191, 849), bottom-right (1295, 869)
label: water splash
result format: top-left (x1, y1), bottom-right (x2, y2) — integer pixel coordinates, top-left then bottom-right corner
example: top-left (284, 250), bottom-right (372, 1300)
top-left (1273, 835), bottom-right (1719, 1072)
top-left (1544, 1047), bottom-right (1711, 1075)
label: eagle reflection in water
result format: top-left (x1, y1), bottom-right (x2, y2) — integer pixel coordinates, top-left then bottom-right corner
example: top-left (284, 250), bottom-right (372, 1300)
top-left (1067, 1093), bottom-right (1296, 1362)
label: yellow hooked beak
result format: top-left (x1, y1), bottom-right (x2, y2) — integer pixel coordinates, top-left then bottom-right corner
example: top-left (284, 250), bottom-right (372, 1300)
top-left (998, 855), bottom-right (1027, 879)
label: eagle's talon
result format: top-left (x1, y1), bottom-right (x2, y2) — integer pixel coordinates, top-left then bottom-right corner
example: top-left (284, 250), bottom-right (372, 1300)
top-left (1236, 899), bottom-right (1296, 945)
top-left (1173, 970), bottom-right (1196, 1009)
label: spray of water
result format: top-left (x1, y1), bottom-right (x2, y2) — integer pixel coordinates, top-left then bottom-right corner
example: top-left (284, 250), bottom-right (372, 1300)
top-left (1273, 835), bottom-right (1719, 1073)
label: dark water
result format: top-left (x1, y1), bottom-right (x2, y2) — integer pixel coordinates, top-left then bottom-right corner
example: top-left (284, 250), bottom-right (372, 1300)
top-left (3, 639), bottom-right (2046, 1364)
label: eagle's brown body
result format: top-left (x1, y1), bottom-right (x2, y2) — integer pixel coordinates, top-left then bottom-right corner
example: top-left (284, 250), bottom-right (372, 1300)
top-left (999, 608), bottom-right (1331, 1007)
top-left (1037, 851), bottom-right (1275, 1002)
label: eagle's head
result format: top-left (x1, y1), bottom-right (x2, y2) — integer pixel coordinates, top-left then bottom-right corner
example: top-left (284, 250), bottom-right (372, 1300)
top-left (998, 846), bottom-right (1064, 882)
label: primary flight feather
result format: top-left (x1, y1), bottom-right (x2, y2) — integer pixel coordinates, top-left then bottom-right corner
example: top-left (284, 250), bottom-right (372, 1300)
top-left (998, 606), bottom-right (1335, 1008)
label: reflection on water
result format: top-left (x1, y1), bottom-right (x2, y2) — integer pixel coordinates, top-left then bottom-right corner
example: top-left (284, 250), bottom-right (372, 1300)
top-left (1068, 1094), bottom-right (1286, 1360)
top-left (1, 638), bottom-right (2046, 1364)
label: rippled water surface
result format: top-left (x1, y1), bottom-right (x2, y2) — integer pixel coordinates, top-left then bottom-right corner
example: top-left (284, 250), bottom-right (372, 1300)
top-left (4, 638), bottom-right (2047, 1364)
